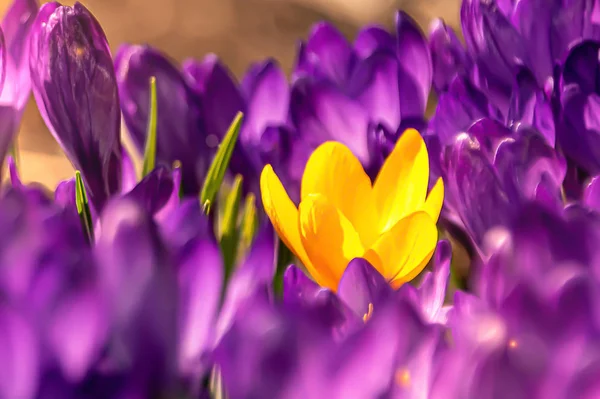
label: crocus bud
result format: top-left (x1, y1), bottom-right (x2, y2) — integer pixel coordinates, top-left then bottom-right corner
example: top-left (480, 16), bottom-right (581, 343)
top-left (115, 45), bottom-right (205, 195)
top-left (30, 2), bottom-right (121, 212)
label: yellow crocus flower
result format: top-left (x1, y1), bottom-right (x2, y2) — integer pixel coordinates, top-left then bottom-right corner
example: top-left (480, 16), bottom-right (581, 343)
top-left (260, 128), bottom-right (444, 291)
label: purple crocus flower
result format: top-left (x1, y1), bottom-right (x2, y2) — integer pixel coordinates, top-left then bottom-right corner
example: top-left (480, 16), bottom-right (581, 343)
top-left (215, 286), bottom-right (445, 399)
top-left (0, 184), bottom-right (108, 398)
top-left (425, 200), bottom-right (600, 398)
top-left (231, 59), bottom-right (300, 199)
top-left (95, 198), bottom-right (179, 394)
top-left (0, 0), bottom-right (38, 168)
top-left (558, 39), bottom-right (600, 175)
top-left (428, 0), bottom-right (597, 147)
top-left (459, 0), bottom-right (600, 114)
top-left (428, 18), bottom-right (472, 93)
top-left (475, 201), bottom-right (600, 305)
top-left (431, 119), bottom-right (565, 258)
top-left (29, 2), bottom-right (122, 213)
top-left (287, 11), bottom-right (432, 185)
top-left (115, 46), bottom-right (243, 195)
top-left (583, 175), bottom-right (600, 211)
top-left (294, 11), bottom-right (431, 120)
top-left (434, 242), bottom-right (600, 398)
top-left (283, 239), bottom-right (452, 339)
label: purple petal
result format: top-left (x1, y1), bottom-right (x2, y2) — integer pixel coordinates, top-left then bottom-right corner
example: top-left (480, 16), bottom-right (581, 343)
top-left (395, 11), bottom-right (432, 117)
top-left (510, 0), bottom-right (554, 83)
top-left (54, 178), bottom-right (76, 211)
top-left (216, 224), bottom-right (276, 341)
top-left (154, 166), bottom-right (181, 224)
top-left (559, 88), bottom-right (600, 173)
top-left (337, 257), bottom-right (391, 318)
top-left (1, 0), bottom-right (37, 111)
top-left (95, 198), bottom-right (178, 380)
top-left (214, 291), bottom-right (324, 399)
top-left (122, 165), bottom-right (174, 216)
top-left (348, 50), bottom-right (400, 131)
top-left (353, 25), bottom-right (395, 58)
top-left (178, 239), bottom-right (223, 373)
top-left (428, 18), bottom-right (471, 93)
top-left (494, 131), bottom-right (566, 202)
top-left (549, 0), bottom-right (589, 62)
top-left (241, 60), bottom-right (289, 143)
top-left (115, 44), bottom-right (205, 195)
top-left (258, 125), bottom-right (309, 203)
top-left (294, 21), bottom-right (357, 85)
top-left (290, 78), bottom-right (370, 164)
top-left (30, 2), bottom-right (121, 212)
top-left (47, 287), bottom-right (108, 381)
top-left (283, 264), bottom-right (321, 305)
top-left (461, 0), bottom-right (529, 113)
top-left (442, 133), bottom-right (517, 252)
top-left (560, 40), bottom-right (600, 93)
top-left (330, 301), bottom-right (406, 398)
top-left (416, 240), bottom-right (452, 324)
top-left (584, 176), bottom-right (600, 211)
top-left (240, 61), bottom-right (265, 99)
top-left (429, 76), bottom-right (494, 144)
top-left (508, 68), bottom-right (556, 145)
top-left (0, 28), bottom-right (6, 97)
top-left (159, 198), bottom-right (215, 258)
top-left (0, 303), bottom-right (39, 399)
top-left (183, 54), bottom-right (245, 142)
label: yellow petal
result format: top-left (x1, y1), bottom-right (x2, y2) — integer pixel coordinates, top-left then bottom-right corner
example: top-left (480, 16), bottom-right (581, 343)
top-left (298, 193), bottom-right (364, 290)
top-left (372, 128), bottom-right (429, 233)
top-left (422, 177), bottom-right (444, 222)
top-left (363, 211), bottom-right (437, 283)
top-left (300, 141), bottom-right (378, 247)
top-left (260, 165), bottom-right (315, 274)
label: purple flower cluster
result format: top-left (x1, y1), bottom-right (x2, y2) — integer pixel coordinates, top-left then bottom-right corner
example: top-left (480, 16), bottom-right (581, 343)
top-left (0, 0), bottom-right (599, 397)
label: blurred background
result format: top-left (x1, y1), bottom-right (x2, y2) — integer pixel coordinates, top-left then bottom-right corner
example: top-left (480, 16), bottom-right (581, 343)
top-left (14, 0), bottom-right (461, 187)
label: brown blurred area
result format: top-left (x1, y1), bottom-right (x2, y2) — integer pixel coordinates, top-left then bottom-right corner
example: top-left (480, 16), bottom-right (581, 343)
top-left (12, 0), bottom-right (460, 188)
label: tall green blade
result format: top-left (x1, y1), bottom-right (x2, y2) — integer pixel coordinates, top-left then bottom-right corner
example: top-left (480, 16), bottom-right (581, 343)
top-left (200, 112), bottom-right (243, 214)
top-left (273, 238), bottom-right (293, 297)
top-left (238, 193), bottom-right (258, 258)
top-left (220, 174), bottom-right (243, 282)
top-left (9, 139), bottom-right (19, 173)
top-left (141, 76), bottom-right (158, 177)
top-left (75, 171), bottom-right (94, 243)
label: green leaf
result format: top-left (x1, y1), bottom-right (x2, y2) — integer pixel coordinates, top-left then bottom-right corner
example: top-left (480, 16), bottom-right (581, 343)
top-left (238, 193), bottom-right (258, 258)
top-left (273, 238), bottom-right (293, 297)
top-left (200, 112), bottom-right (243, 214)
top-left (172, 160), bottom-right (185, 199)
top-left (220, 174), bottom-right (243, 282)
top-left (9, 139), bottom-right (19, 173)
top-left (75, 171), bottom-right (94, 243)
top-left (141, 76), bottom-right (158, 177)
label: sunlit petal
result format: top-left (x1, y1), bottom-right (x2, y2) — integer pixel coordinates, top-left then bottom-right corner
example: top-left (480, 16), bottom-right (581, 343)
top-left (298, 193), bottom-right (364, 290)
top-left (373, 128), bottom-right (429, 232)
top-left (422, 177), bottom-right (444, 222)
top-left (301, 141), bottom-right (378, 246)
top-left (260, 165), bottom-right (313, 271)
top-left (363, 211), bottom-right (437, 282)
